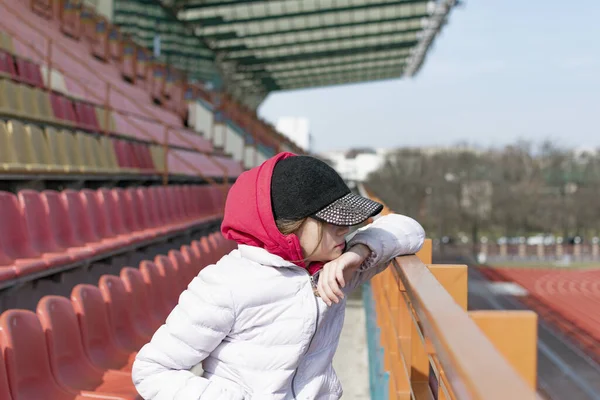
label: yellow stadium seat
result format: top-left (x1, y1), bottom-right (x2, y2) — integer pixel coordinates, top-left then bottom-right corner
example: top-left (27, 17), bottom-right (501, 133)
top-left (55, 129), bottom-right (91, 173)
top-left (0, 120), bottom-right (17, 171)
top-left (5, 120), bottom-right (46, 172)
top-left (95, 107), bottom-right (116, 133)
top-left (0, 79), bottom-right (25, 117)
top-left (150, 144), bottom-right (165, 173)
top-left (0, 32), bottom-right (15, 54)
top-left (34, 90), bottom-right (56, 123)
top-left (99, 136), bottom-right (120, 171)
top-left (86, 133), bottom-right (115, 173)
top-left (44, 126), bottom-right (73, 172)
top-left (26, 124), bottom-right (65, 173)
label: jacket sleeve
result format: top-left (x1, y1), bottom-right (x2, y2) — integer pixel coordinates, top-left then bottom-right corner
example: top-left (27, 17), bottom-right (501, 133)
top-left (346, 213), bottom-right (425, 291)
top-left (132, 266), bottom-right (242, 400)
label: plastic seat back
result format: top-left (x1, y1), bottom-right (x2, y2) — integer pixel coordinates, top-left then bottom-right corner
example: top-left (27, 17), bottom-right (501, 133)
top-left (36, 295), bottom-right (103, 390)
top-left (0, 338), bottom-right (12, 399)
top-left (42, 190), bottom-right (85, 249)
top-left (81, 189), bottom-right (113, 239)
top-left (0, 309), bottom-right (73, 399)
top-left (168, 250), bottom-right (193, 289)
top-left (61, 189), bottom-right (100, 243)
top-left (120, 267), bottom-right (160, 335)
top-left (35, 90), bottom-right (54, 121)
top-left (19, 190), bottom-right (64, 254)
top-left (99, 275), bottom-right (147, 351)
top-left (154, 255), bottom-right (181, 305)
top-left (125, 188), bottom-right (148, 231)
top-left (71, 284), bottom-right (131, 370)
top-left (6, 120), bottom-right (37, 168)
top-left (44, 127), bottom-right (69, 169)
top-left (99, 136), bottom-right (120, 171)
top-left (139, 260), bottom-right (172, 320)
top-left (0, 80), bottom-right (24, 114)
top-left (26, 124), bottom-right (58, 169)
top-left (0, 191), bottom-right (40, 260)
top-left (97, 188), bottom-right (126, 236)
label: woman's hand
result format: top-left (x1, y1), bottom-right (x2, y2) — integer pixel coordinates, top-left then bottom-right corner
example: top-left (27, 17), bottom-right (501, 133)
top-left (317, 244), bottom-right (371, 306)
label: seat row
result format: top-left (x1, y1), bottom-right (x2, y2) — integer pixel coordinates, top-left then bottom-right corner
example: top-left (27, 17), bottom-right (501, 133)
top-left (0, 232), bottom-right (237, 400)
top-left (0, 119), bottom-right (164, 175)
top-left (0, 51), bottom-right (213, 157)
top-left (0, 184), bottom-right (227, 282)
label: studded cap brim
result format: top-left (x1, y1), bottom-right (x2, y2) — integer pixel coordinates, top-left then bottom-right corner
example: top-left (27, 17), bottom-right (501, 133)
top-left (312, 193), bottom-right (384, 226)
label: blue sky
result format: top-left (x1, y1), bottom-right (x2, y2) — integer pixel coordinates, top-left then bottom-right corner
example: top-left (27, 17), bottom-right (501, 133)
top-left (258, 1), bottom-right (600, 153)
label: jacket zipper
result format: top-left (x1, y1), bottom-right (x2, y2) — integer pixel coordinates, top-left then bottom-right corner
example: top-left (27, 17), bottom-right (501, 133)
top-left (290, 270), bottom-right (320, 399)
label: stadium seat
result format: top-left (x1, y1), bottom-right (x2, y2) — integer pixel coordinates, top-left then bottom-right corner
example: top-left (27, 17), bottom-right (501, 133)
top-left (149, 144), bottom-right (165, 174)
top-left (180, 245), bottom-right (201, 282)
top-left (62, 190), bottom-right (121, 254)
top-left (154, 255), bottom-right (181, 308)
top-left (99, 275), bottom-right (150, 352)
top-left (124, 188), bottom-right (159, 239)
top-left (139, 260), bottom-right (173, 320)
top-left (119, 267), bottom-right (162, 335)
top-left (0, 79), bottom-right (24, 117)
top-left (15, 57), bottom-right (44, 88)
top-left (3, 120), bottom-right (47, 172)
top-left (36, 296), bottom-right (141, 399)
top-left (44, 127), bottom-right (74, 172)
top-left (61, 129), bottom-right (95, 173)
top-left (0, 309), bottom-right (122, 400)
top-left (113, 189), bottom-right (153, 242)
top-left (42, 190), bottom-right (94, 260)
top-left (0, 339), bottom-right (11, 399)
top-left (71, 284), bottom-right (136, 371)
top-left (0, 49), bottom-right (17, 79)
top-left (99, 136), bottom-right (122, 172)
top-left (0, 191), bottom-right (48, 276)
top-left (27, 124), bottom-right (66, 172)
top-left (34, 89), bottom-right (56, 122)
top-left (74, 101), bottom-right (100, 131)
top-left (96, 188), bottom-right (135, 245)
top-left (0, 31), bottom-right (15, 54)
top-left (167, 250), bottom-right (193, 291)
top-left (50, 92), bottom-right (78, 125)
top-left (19, 190), bottom-right (79, 264)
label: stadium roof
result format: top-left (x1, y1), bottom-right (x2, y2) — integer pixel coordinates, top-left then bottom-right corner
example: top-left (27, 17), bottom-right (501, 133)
top-left (114, 0), bottom-right (458, 107)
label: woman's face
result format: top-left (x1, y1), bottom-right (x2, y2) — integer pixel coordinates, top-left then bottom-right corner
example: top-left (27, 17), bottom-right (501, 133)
top-left (296, 218), bottom-right (350, 263)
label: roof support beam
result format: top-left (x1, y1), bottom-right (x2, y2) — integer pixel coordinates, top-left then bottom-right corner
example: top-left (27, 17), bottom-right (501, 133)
top-left (236, 53), bottom-right (411, 77)
top-left (214, 28), bottom-right (422, 53)
top-left (281, 70), bottom-right (401, 91)
top-left (273, 61), bottom-right (406, 83)
top-left (183, 0), bottom-right (429, 25)
top-left (199, 13), bottom-right (427, 41)
top-left (229, 39), bottom-right (418, 65)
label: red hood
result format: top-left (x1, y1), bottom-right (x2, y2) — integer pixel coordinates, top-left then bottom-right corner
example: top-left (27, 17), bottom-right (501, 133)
top-left (221, 152), bottom-right (309, 269)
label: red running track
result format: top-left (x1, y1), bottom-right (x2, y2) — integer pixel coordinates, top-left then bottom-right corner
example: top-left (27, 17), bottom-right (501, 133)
top-left (478, 267), bottom-right (600, 360)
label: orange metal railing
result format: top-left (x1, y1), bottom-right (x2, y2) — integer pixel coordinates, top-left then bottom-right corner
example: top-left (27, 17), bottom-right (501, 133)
top-left (365, 191), bottom-right (540, 400)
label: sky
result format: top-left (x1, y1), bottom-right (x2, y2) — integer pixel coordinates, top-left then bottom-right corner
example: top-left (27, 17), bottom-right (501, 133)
top-left (258, 1), bottom-right (600, 154)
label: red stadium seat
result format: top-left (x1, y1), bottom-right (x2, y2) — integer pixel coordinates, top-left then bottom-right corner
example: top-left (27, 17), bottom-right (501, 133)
top-left (61, 190), bottom-right (121, 254)
top-left (0, 309), bottom-right (121, 400)
top-left (119, 267), bottom-right (162, 335)
top-left (0, 191), bottom-right (48, 276)
top-left (14, 57), bottom-right (44, 88)
top-left (0, 342), bottom-right (11, 399)
top-left (168, 249), bottom-right (193, 290)
top-left (37, 296), bottom-right (140, 399)
top-left (139, 260), bottom-right (173, 320)
top-left (125, 188), bottom-right (161, 239)
top-left (50, 93), bottom-right (78, 124)
top-left (99, 275), bottom-right (150, 352)
top-left (0, 49), bottom-right (17, 79)
top-left (113, 188), bottom-right (153, 242)
top-left (19, 190), bottom-right (79, 264)
top-left (74, 101), bottom-right (100, 131)
top-left (96, 188), bottom-right (135, 245)
top-left (42, 190), bottom-right (94, 260)
top-left (154, 255), bottom-right (182, 307)
top-left (71, 284), bottom-right (136, 371)
top-left (82, 189), bottom-right (131, 247)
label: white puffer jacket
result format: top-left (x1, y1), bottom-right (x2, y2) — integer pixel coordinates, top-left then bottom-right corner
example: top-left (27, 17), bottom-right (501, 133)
top-left (132, 213), bottom-right (425, 400)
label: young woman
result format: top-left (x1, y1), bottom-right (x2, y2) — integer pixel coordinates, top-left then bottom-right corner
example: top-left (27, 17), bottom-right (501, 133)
top-left (132, 152), bottom-right (425, 399)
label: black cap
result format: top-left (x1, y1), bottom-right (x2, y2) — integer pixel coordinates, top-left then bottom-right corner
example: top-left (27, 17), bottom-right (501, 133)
top-left (271, 156), bottom-right (383, 226)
